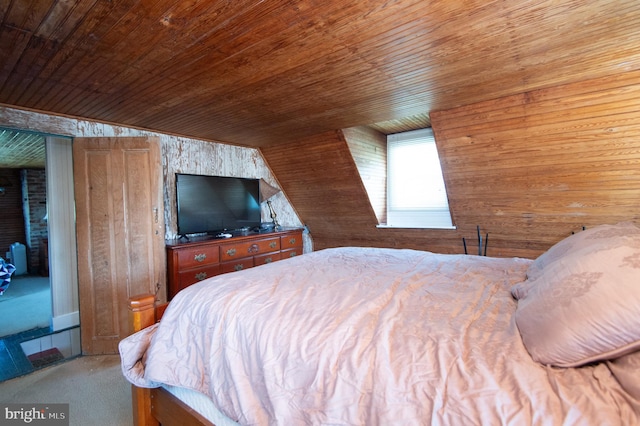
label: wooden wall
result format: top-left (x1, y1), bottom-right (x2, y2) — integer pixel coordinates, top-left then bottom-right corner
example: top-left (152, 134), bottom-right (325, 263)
top-left (432, 70), bottom-right (640, 257)
top-left (261, 129), bottom-right (464, 253)
top-left (262, 69), bottom-right (640, 259)
top-left (4, 67), bottom-right (640, 261)
top-left (342, 126), bottom-right (387, 224)
top-left (261, 131), bottom-right (380, 248)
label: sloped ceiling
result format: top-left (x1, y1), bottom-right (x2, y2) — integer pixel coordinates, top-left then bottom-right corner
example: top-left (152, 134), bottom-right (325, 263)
top-left (0, 129), bottom-right (45, 168)
top-left (1, 1), bottom-right (639, 147)
top-left (0, 113), bottom-right (430, 169)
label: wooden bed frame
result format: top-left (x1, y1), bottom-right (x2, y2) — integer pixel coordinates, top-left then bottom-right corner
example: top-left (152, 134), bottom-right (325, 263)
top-left (128, 294), bottom-right (216, 426)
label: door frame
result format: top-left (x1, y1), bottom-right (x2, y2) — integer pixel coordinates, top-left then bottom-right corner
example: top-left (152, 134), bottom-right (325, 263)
top-left (46, 135), bottom-right (80, 332)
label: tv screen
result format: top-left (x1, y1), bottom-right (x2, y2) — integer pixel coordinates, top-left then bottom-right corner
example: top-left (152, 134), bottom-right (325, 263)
top-left (176, 173), bottom-right (261, 236)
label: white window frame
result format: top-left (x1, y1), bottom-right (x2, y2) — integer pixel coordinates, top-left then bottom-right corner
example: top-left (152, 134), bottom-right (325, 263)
top-left (380, 128), bottom-right (455, 229)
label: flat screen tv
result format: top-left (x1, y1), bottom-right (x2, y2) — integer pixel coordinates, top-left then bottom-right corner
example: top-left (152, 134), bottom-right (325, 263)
top-left (175, 173), bottom-right (261, 236)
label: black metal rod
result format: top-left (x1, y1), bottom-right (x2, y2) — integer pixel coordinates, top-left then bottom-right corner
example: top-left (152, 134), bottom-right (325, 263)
top-left (484, 233), bottom-right (489, 256)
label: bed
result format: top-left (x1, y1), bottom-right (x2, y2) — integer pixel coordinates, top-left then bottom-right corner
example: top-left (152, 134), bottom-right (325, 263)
top-left (120, 222), bottom-right (640, 425)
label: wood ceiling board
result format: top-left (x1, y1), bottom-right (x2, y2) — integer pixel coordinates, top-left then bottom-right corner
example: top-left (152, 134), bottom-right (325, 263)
top-left (1, 0), bottom-right (639, 147)
top-left (0, 129), bottom-right (45, 168)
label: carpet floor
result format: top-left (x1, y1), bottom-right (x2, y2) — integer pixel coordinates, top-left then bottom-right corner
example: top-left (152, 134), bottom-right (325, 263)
top-left (0, 355), bottom-right (132, 426)
top-left (0, 274), bottom-right (51, 338)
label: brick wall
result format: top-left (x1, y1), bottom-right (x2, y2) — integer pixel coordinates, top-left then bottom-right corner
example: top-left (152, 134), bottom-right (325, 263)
top-left (0, 168), bottom-right (47, 274)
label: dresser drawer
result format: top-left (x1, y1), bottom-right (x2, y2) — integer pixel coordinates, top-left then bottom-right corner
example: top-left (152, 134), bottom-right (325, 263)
top-left (221, 258), bottom-right (254, 274)
top-left (166, 228), bottom-right (305, 299)
top-left (255, 251), bottom-right (282, 266)
top-left (281, 247), bottom-right (302, 259)
top-left (178, 264), bottom-right (222, 289)
top-left (281, 232), bottom-right (303, 249)
top-left (177, 245), bottom-right (220, 269)
top-left (220, 237), bottom-right (280, 261)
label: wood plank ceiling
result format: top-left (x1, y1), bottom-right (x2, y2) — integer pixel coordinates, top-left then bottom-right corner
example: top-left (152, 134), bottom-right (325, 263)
top-left (0, 129), bottom-right (45, 168)
top-left (1, 1), bottom-right (639, 147)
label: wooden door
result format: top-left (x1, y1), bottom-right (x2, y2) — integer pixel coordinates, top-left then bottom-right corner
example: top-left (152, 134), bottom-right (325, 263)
top-left (73, 137), bottom-right (165, 354)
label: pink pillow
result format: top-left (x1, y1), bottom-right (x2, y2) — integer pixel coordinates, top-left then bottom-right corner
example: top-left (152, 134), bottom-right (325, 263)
top-left (513, 222), bottom-right (640, 367)
top-left (514, 222), bottom-right (640, 298)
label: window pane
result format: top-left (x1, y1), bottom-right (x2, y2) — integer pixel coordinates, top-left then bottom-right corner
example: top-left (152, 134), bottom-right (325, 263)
top-left (388, 140), bottom-right (448, 210)
top-left (386, 128), bottom-right (454, 229)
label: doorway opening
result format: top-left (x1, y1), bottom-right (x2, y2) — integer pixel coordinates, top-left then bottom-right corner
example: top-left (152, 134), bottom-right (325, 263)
top-left (0, 128), bottom-right (80, 382)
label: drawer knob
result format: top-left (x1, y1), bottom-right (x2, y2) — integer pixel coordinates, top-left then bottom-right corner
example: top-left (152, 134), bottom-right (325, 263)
top-left (194, 253), bottom-right (207, 262)
top-left (289, 238), bottom-right (296, 245)
top-left (289, 251), bottom-right (297, 258)
top-left (248, 244), bottom-right (259, 253)
top-left (269, 241), bottom-right (277, 248)
top-left (226, 248), bottom-right (236, 257)
top-left (265, 257), bottom-right (273, 263)
top-left (234, 264), bottom-right (244, 271)
top-left (195, 272), bottom-right (208, 281)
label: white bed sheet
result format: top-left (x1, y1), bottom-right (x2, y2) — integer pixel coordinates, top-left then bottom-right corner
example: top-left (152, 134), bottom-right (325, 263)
top-left (163, 384), bottom-right (239, 426)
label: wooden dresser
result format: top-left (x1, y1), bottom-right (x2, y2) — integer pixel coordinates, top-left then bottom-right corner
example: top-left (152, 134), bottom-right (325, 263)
top-left (166, 228), bottom-right (304, 299)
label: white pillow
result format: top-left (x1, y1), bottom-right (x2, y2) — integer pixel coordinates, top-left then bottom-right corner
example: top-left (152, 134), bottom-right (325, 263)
top-left (512, 222), bottom-right (640, 367)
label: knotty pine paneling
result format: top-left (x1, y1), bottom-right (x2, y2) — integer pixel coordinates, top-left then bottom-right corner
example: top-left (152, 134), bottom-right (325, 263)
top-left (260, 131), bottom-right (380, 249)
top-left (431, 70), bottom-right (640, 257)
top-left (342, 126), bottom-right (387, 224)
top-left (263, 70), bottom-right (640, 258)
top-left (261, 130), bottom-right (462, 253)
top-left (3, 1), bottom-right (640, 147)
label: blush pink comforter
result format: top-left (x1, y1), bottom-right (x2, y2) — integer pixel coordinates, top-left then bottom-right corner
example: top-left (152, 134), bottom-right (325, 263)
top-left (120, 247), bottom-right (639, 425)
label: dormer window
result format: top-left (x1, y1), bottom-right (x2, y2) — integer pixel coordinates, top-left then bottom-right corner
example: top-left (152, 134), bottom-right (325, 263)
top-left (383, 128), bottom-right (455, 229)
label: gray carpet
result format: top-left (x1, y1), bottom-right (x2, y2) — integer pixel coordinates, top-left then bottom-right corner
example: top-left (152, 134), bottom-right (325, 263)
top-left (0, 275), bottom-right (51, 337)
top-left (0, 355), bottom-right (132, 425)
